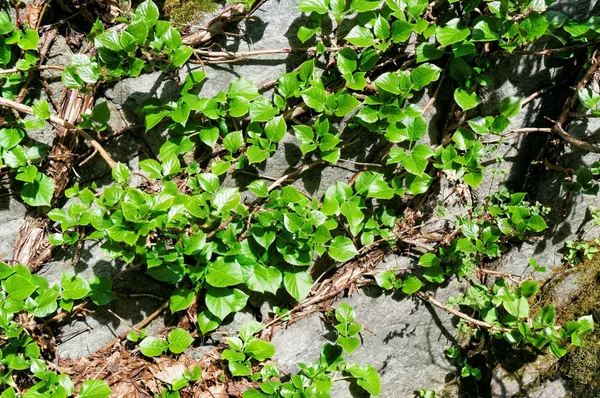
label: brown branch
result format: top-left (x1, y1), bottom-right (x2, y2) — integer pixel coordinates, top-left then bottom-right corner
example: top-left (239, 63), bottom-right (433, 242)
top-left (100, 300), bottom-right (169, 352)
top-left (552, 121), bottom-right (600, 153)
top-left (195, 46), bottom-right (346, 60)
top-left (0, 97), bottom-right (116, 168)
top-left (417, 292), bottom-right (511, 332)
top-left (0, 64), bottom-right (64, 75)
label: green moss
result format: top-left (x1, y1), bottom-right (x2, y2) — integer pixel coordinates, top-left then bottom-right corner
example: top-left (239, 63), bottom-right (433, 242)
top-left (524, 247), bottom-right (600, 397)
top-left (550, 251), bottom-right (600, 397)
top-left (161, 0), bottom-right (219, 24)
top-left (488, 247), bottom-right (600, 397)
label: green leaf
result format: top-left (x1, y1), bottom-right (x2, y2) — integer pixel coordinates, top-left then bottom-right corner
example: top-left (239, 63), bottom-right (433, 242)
top-left (436, 25), bottom-right (470, 47)
top-left (297, 0), bottom-right (329, 14)
top-left (213, 187), bottom-right (241, 213)
top-left (61, 273), bottom-right (91, 300)
top-left (248, 180), bottom-right (269, 197)
top-left (472, 17), bottom-right (499, 41)
top-left (549, 342), bottom-right (566, 359)
top-left (171, 46), bottom-right (193, 67)
top-left (79, 380), bottom-right (112, 398)
top-left (112, 162), bottom-right (130, 184)
top-left (0, 12), bottom-right (14, 35)
top-left (229, 97), bottom-right (250, 117)
top-left (283, 269), bottom-right (313, 301)
top-left (198, 311), bottom-right (220, 334)
top-left (2, 274), bottom-right (36, 300)
top-left (21, 172), bottom-right (54, 207)
top-left (0, 128), bottom-right (24, 149)
top-left (298, 26), bottom-right (317, 43)
top-left (280, 186), bottom-right (305, 203)
top-left (345, 26), bottom-right (374, 47)
top-left (16, 165), bottom-right (38, 183)
top-left (350, 0), bottom-right (379, 12)
top-left (454, 88), bottom-right (480, 111)
top-left (33, 100), bottom-right (50, 120)
top-left (336, 48), bottom-right (358, 75)
top-left (205, 287), bottom-right (249, 320)
top-left (168, 328), bottom-right (194, 354)
top-left (503, 296), bottom-right (529, 318)
top-left (242, 263), bottom-right (282, 294)
top-left (265, 115), bottom-right (287, 142)
top-left (247, 146), bottom-right (270, 164)
top-left (520, 281), bottom-right (538, 298)
top-left (328, 236), bottom-right (359, 262)
top-left (528, 215), bottom-right (547, 232)
top-left (140, 159), bottom-right (162, 179)
top-left (200, 126), bottom-right (220, 148)
top-left (419, 253), bottom-right (440, 268)
top-left (335, 94), bottom-right (360, 117)
top-left (401, 275), bottom-right (422, 294)
top-left (139, 336), bottom-right (168, 357)
top-left (578, 88), bottom-right (600, 109)
top-left (228, 78), bottom-right (259, 100)
top-left (463, 171), bottom-right (483, 187)
top-left (18, 29), bottom-right (39, 50)
top-left (170, 288), bottom-right (195, 312)
top-left (346, 365), bottom-right (381, 396)
top-left (499, 96), bottom-right (522, 118)
top-left (223, 131), bottom-right (244, 153)
top-left (245, 340), bottom-right (275, 361)
top-left (205, 257), bottom-right (244, 287)
top-left (337, 336), bottom-right (360, 353)
top-left (374, 15), bottom-right (390, 40)
top-left (135, 0), bottom-right (160, 23)
top-left (410, 63), bottom-right (441, 90)
top-left (335, 302), bottom-right (355, 323)
top-left (416, 43), bottom-right (443, 63)
top-left (250, 97), bottom-right (278, 122)
top-left (375, 270), bottom-right (395, 289)
top-left (302, 86), bottom-right (327, 112)
top-left (374, 72), bottom-right (400, 94)
top-left (62, 67), bottom-right (83, 89)
top-left (392, 20), bottom-right (414, 43)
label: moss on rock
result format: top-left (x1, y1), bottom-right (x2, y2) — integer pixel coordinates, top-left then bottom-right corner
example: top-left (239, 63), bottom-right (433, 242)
top-left (161, 0), bottom-right (219, 24)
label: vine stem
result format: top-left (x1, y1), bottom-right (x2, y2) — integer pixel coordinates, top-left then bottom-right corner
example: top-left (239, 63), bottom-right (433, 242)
top-left (195, 46), bottom-right (347, 59)
top-left (0, 65), bottom-right (64, 75)
top-left (416, 292), bottom-right (511, 333)
top-left (100, 299), bottom-right (169, 352)
top-left (0, 97), bottom-right (116, 168)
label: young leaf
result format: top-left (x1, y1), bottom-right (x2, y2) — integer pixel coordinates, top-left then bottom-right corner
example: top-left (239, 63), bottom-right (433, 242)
top-left (139, 336), bottom-right (168, 357)
top-left (79, 380), bottom-right (111, 398)
top-left (454, 88), bottom-right (480, 111)
top-left (283, 269), bottom-right (312, 301)
top-left (328, 236), bottom-right (359, 262)
top-left (168, 328), bottom-right (194, 354)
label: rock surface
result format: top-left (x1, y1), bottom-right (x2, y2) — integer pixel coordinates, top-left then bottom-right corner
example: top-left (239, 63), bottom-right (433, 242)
top-left (0, 0), bottom-right (599, 396)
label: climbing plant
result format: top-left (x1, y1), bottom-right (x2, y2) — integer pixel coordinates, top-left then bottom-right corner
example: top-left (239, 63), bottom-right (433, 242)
top-left (0, 0), bottom-right (600, 396)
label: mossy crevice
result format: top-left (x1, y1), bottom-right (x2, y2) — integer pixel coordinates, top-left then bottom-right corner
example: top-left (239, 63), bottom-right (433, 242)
top-left (493, 247), bottom-right (600, 397)
top-left (161, 0), bottom-right (219, 24)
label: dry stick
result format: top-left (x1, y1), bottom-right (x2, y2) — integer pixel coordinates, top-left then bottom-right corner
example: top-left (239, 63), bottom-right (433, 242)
top-left (195, 46), bottom-right (346, 59)
top-left (100, 300), bottom-right (169, 352)
top-left (0, 64), bottom-right (64, 75)
top-left (547, 50), bottom-right (600, 152)
top-left (182, 3), bottom-right (247, 47)
top-left (0, 97), bottom-right (116, 168)
top-left (416, 292), bottom-right (511, 333)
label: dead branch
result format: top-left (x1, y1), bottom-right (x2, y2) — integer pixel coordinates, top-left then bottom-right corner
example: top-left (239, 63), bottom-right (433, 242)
top-left (417, 292), bottom-right (511, 332)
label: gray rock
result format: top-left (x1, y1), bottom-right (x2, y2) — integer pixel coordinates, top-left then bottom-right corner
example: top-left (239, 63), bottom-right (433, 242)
top-left (0, 186), bottom-right (27, 261)
top-left (529, 380), bottom-right (569, 398)
top-left (491, 354), bottom-right (557, 398)
top-left (271, 255), bottom-right (462, 397)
